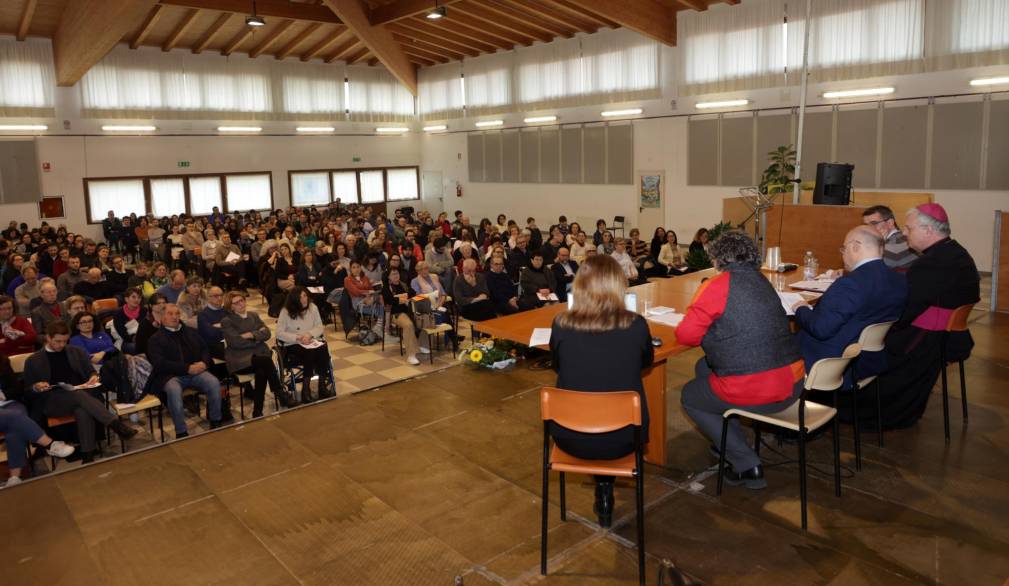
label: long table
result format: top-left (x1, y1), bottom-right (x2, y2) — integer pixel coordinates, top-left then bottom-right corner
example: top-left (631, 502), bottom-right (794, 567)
top-left (474, 267), bottom-right (813, 466)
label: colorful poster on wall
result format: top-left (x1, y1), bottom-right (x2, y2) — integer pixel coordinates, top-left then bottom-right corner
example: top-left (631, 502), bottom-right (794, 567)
top-left (639, 172), bottom-right (663, 209)
top-left (39, 196), bottom-right (65, 219)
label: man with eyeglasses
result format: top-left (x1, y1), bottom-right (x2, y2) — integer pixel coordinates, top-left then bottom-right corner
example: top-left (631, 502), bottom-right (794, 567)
top-left (862, 205), bottom-right (917, 271)
top-left (792, 226), bottom-right (907, 393)
top-left (486, 256), bottom-right (521, 315)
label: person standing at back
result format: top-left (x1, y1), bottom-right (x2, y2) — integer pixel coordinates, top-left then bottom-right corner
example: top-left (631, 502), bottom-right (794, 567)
top-left (549, 255), bottom-right (654, 528)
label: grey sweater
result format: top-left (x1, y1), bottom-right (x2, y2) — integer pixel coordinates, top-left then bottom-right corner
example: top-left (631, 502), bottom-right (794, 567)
top-left (220, 311), bottom-right (273, 374)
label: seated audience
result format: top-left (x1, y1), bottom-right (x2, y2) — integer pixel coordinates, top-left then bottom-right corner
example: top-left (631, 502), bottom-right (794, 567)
top-left (519, 250), bottom-right (557, 308)
top-left (134, 294), bottom-right (168, 357)
top-left (147, 303), bottom-right (223, 438)
top-left (56, 256), bottom-right (84, 300)
top-left (13, 265), bottom-right (41, 316)
top-left (73, 268), bottom-right (111, 302)
top-left (221, 291), bottom-right (295, 414)
top-left (569, 232), bottom-right (590, 265)
top-left (345, 260), bottom-right (382, 320)
top-left (676, 231), bottom-right (804, 490)
top-left (688, 228), bottom-right (708, 256)
top-left (649, 227), bottom-right (666, 261)
top-left (627, 228), bottom-right (654, 275)
top-left (63, 295), bottom-right (88, 326)
top-left (31, 281), bottom-right (63, 344)
top-left (596, 230), bottom-right (615, 255)
top-left (0, 398), bottom-right (76, 487)
top-left (425, 237), bottom-right (455, 293)
top-left (592, 219), bottom-right (608, 247)
top-left (70, 311), bottom-right (117, 366)
top-left (112, 287), bottom-right (146, 353)
top-left (874, 204), bottom-right (980, 429)
top-left (177, 277), bottom-right (207, 329)
top-left (0, 295), bottom-right (36, 357)
top-left (157, 269), bottom-right (187, 304)
top-left (862, 205), bottom-right (917, 271)
top-left (214, 232), bottom-right (243, 289)
top-left (127, 262), bottom-right (156, 299)
top-left (658, 230), bottom-right (686, 274)
top-left (2, 253), bottom-right (23, 295)
top-left (382, 268), bottom-right (428, 365)
top-left (24, 321), bottom-right (137, 462)
top-left (486, 256), bottom-right (522, 315)
top-left (105, 254), bottom-right (133, 295)
top-left (549, 254), bottom-right (654, 528)
top-left (196, 287), bottom-right (227, 359)
top-left (611, 238), bottom-right (643, 284)
top-left (550, 247), bottom-right (578, 302)
top-left (276, 287), bottom-right (331, 403)
top-left (453, 259), bottom-right (497, 322)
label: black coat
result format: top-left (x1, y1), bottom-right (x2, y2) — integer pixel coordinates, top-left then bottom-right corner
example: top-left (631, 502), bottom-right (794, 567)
top-left (550, 260), bottom-right (579, 302)
top-left (146, 326), bottom-right (213, 394)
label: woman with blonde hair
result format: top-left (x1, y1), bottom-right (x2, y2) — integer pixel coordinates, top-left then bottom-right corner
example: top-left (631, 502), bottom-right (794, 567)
top-left (549, 254), bottom-right (654, 528)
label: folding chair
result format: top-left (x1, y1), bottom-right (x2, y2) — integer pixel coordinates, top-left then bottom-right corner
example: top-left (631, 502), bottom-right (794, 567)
top-left (939, 304), bottom-right (975, 443)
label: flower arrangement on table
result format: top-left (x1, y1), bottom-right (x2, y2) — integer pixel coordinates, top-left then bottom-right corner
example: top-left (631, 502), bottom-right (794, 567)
top-left (460, 338), bottom-right (524, 370)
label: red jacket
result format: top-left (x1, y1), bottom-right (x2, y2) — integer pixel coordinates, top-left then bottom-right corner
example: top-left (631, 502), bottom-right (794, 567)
top-left (0, 316), bottom-right (37, 357)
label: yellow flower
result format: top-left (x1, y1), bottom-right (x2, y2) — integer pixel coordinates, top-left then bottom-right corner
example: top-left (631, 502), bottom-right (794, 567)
top-left (469, 349), bottom-right (484, 363)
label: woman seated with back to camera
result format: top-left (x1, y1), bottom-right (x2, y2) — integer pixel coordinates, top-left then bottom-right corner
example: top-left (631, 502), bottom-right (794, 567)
top-left (549, 254), bottom-right (654, 528)
top-left (220, 290), bottom-right (296, 414)
top-left (381, 267), bottom-right (429, 365)
top-left (276, 286), bottom-right (333, 403)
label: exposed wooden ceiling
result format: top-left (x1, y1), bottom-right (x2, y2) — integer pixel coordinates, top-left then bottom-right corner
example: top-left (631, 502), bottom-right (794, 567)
top-left (0, 0), bottom-right (740, 94)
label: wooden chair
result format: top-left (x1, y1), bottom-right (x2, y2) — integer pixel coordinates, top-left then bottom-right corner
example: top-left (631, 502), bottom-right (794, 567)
top-left (717, 344), bottom-right (861, 531)
top-left (940, 304), bottom-right (975, 444)
top-left (539, 387), bottom-right (646, 586)
top-left (113, 395), bottom-right (165, 448)
top-left (848, 321), bottom-right (896, 469)
top-left (91, 297), bottom-right (119, 316)
top-left (410, 297), bottom-right (454, 364)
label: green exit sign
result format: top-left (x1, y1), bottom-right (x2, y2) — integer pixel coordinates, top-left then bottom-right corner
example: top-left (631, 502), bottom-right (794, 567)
top-left (178, 161), bottom-right (191, 168)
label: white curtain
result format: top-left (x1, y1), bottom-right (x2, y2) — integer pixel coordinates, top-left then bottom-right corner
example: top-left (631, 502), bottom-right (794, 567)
top-left (677, 0), bottom-right (787, 95)
top-left (225, 173), bottom-right (272, 211)
top-left (0, 38), bottom-right (55, 116)
top-left (189, 176), bottom-right (223, 215)
top-left (924, 0), bottom-right (1009, 69)
top-left (331, 171), bottom-right (359, 204)
top-left (291, 172), bottom-right (332, 207)
top-left (387, 168), bottom-right (419, 201)
top-left (346, 66), bottom-right (415, 122)
top-left (418, 62), bottom-right (464, 120)
top-left (581, 28), bottom-right (661, 104)
top-left (358, 170), bottom-right (385, 203)
top-left (87, 179), bottom-right (146, 223)
top-left (515, 37), bottom-right (585, 108)
top-left (788, 0), bottom-right (925, 82)
top-left (463, 51), bottom-right (514, 116)
top-left (281, 61), bottom-right (345, 116)
top-left (150, 178), bottom-right (186, 217)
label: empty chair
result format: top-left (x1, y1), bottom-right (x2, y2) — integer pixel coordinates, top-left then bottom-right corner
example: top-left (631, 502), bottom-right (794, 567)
top-left (939, 304), bottom-right (975, 443)
top-left (717, 343), bottom-right (861, 530)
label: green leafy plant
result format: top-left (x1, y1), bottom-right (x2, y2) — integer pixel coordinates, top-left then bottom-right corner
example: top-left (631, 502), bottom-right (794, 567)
top-left (759, 145), bottom-right (796, 197)
top-left (686, 221), bottom-right (734, 270)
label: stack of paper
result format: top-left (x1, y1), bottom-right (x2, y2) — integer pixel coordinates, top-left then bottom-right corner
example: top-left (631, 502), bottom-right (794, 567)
top-left (790, 280), bottom-right (832, 293)
top-left (646, 306), bottom-right (676, 316)
top-left (537, 292), bottom-right (559, 302)
top-left (529, 328), bottom-right (552, 347)
top-left (647, 313), bottom-right (685, 327)
top-left (777, 291), bottom-right (807, 315)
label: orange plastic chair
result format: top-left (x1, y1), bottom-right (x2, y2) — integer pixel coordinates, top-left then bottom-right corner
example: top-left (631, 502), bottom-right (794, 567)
top-left (539, 387), bottom-right (645, 586)
top-left (940, 303), bottom-right (974, 443)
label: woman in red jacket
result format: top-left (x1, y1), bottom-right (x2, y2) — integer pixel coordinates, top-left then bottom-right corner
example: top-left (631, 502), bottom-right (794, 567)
top-left (0, 295), bottom-right (36, 357)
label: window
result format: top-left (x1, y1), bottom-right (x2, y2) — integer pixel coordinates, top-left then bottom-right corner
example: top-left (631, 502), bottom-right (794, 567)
top-left (463, 51), bottom-right (514, 116)
top-left (226, 173), bottom-right (272, 211)
top-left (346, 66), bottom-right (416, 122)
top-left (150, 178), bottom-right (186, 217)
top-left (86, 179), bottom-right (146, 223)
top-left (332, 171), bottom-right (359, 204)
top-left (387, 168), bottom-right (420, 201)
top-left (359, 170), bottom-right (385, 203)
top-left (291, 172), bottom-right (331, 207)
top-left (0, 38), bottom-right (55, 115)
top-left (189, 177), bottom-right (223, 216)
top-left (419, 62), bottom-right (464, 120)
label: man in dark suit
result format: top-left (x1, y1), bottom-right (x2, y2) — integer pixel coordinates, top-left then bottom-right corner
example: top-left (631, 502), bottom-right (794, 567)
top-left (792, 226), bottom-right (908, 381)
top-left (550, 247), bottom-right (579, 302)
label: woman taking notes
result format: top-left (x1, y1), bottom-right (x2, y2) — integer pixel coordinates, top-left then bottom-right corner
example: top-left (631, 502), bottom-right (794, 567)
top-left (549, 254), bottom-right (654, 528)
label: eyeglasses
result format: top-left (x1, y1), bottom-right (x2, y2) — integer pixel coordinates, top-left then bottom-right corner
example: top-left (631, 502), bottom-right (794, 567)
top-left (78, 319), bottom-right (94, 325)
top-left (865, 219), bottom-right (887, 226)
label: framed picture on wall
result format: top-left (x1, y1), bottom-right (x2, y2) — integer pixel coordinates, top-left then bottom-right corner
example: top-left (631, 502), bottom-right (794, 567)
top-left (39, 196), bottom-right (65, 219)
top-left (639, 171), bottom-right (663, 209)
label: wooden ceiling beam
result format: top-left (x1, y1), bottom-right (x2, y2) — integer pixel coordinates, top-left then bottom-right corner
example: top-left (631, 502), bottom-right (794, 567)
top-left (129, 5), bottom-right (163, 48)
top-left (53, 0), bottom-right (159, 86)
top-left (419, 17), bottom-right (514, 50)
top-left (162, 8), bottom-right (200, 52)
top-left (677, 0), bottom-right (707, 10)
top-left (390, 20), bottom-right (492, 54)
top-left (367, 57), bottom-right (380, 66)
top-left (497, 0), bottom-right (598, 34)
top-left (158, 0), bottom-right (341, 24)
top-left (192, 12), bottom-right (232, 53)
top-left (541, 0), bottom-right (618, 28)
top-left (221, 26), bottom-right (253, 56)
top-left (561, 0), bottom-right (677, 45)
top-left (249, 19), bottom-right (295, 58)
top-left (344, 46), bottom-right (370, 64)
top-left (323, 0), bottom-right (417, 95)
top-left (300, 26), bottom-right (348, 61)
top-left (276, 22), bottom-right (322, 59)
top-left (368, 0), bottom-right (465, 25)
top-left (16, 0), bottom-right (38, 41)
top-left (324, 38), bottom-right (361, 63)
top-left (436, 10), bottom-right (537, 46)
top-left (452, 2), bottom-right (554, 43)
top-left (387, 23), bottom-right (477, 57)
top-left (477, 0), bottom-right (577, 38)
top-left (400, 44), bottom-right (451, 64)
top-left (392, 33), bottom-right (465, 61)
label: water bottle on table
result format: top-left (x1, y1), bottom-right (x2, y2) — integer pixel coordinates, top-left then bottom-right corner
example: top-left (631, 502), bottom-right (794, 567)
top-left (803, 251), bottom-right (818, 280)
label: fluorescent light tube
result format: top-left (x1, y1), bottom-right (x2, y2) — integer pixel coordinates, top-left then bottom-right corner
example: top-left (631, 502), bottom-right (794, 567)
top-left (0, 124), bottom-right (48, 131)
top-left (102, 125), bottom-right (157, 132)
top-left (218, 126), bottom-right (262, 132)
top-left (475, 120), bottom-right (504, 127)
top-left (296, 126), bottom-right (336, 133)
top-left (524, 115), bottom-right (557, 124)
top-left (423, 125), bottom-right (447, 132)
top-left (375, 127), bottom-right (409, 133)
top-left (695, 99), bottom-right (750, 109)
top-left (600, 108), bottom-right (642, 117)
top-left (822, 87), bottom-right (894, 98)
top-left (970, 76), bottom-right (1009, 86)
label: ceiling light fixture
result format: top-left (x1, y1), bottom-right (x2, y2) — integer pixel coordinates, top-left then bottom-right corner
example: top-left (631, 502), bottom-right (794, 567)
top-left (822, 87), bottom-right (894, 99)
top-left (475, 120), bottom-right (503, 127)
top-left (695, 99), bottom-right (750, 110)
top-left (524, 115), bottom-right (557, 124)
top-left (423, 125), bottom-right (448, 132)
top-left (246, 0), bottom-right (266, 27)
top-left (0, 124), bottom-right (48, 131)
top-left (600, 108), bottom-right (643, 118)
top-left (296, 126), bottom-right (336, 133)
top-left (426, 3), bottom-right (447, 19)
top-left (375, 127), bottom-right (409, 133)
top-left (102, 125), bottom-right (157, 132)
top-left (970, 76), bottom-right (1009, 87)
top-left (218, 126), bottom-right (262, 132)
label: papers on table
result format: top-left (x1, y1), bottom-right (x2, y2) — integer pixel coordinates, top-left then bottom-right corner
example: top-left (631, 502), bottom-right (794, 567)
top-left (537, 292), bottom-right (559, 302)
top-left (645, 306), bottom-right (676, 316)
top-left (647, 312), bottom-right (685, 328)
top-left (225, 251), bottom-right (241, 263)
top-left (529, 328), bottom-right (552, 347)
top-left (789, 280), bottom-right (833, 293)
top-left (777, 291), bottom-right (807, 316)
top-left (307, 286), bottom-right (325, 294)
top-left (300, 339), bottom-right (324, 349)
